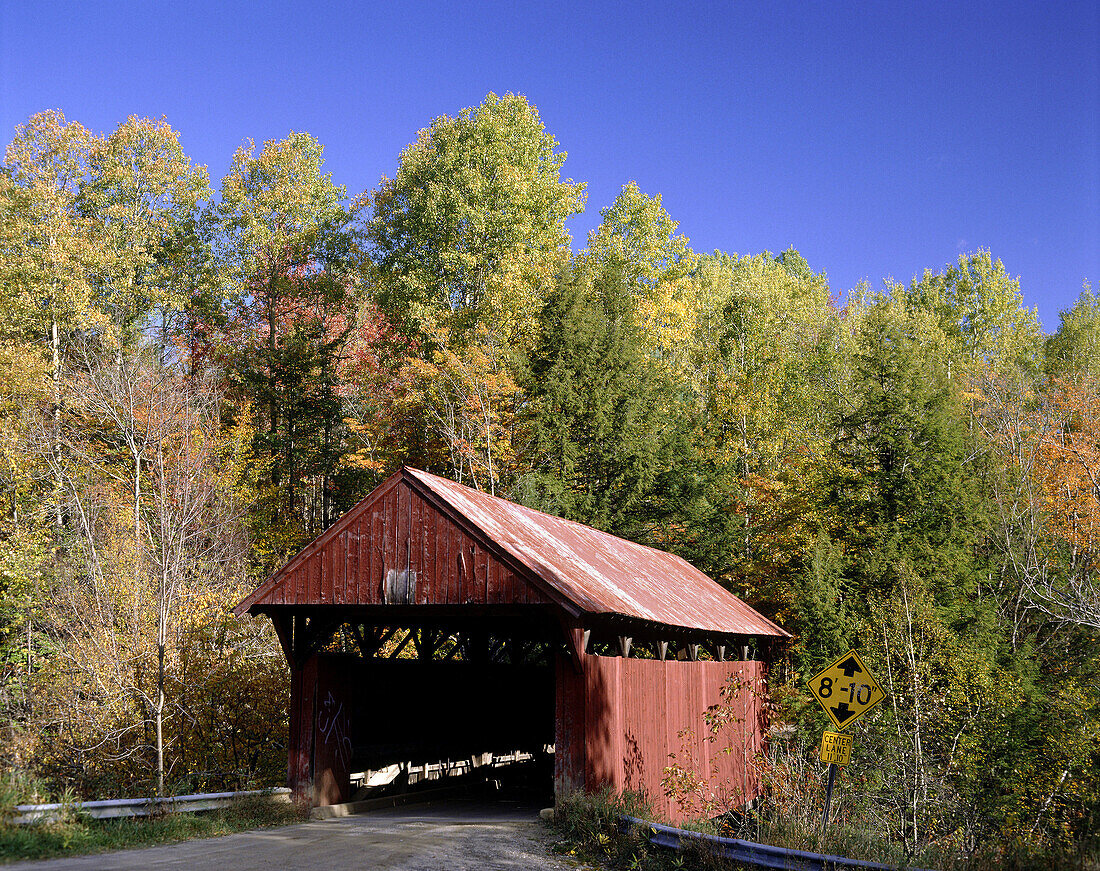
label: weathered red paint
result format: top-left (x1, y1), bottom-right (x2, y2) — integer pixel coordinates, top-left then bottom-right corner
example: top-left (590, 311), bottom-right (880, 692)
top-left (288, 655), bottom-right (317, 801)
top-left (553, 653), bottom-right (586, 797)
top-left (240, 474), bottom-right (558, 615)
top-left (313, 656), bottom-right (353, 806)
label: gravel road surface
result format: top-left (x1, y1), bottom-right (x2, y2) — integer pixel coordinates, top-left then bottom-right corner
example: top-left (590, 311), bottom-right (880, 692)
top-left (4, 800), bottom-right (587, 871)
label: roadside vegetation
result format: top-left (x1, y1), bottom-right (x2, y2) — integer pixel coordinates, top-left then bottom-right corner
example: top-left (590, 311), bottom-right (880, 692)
top-left (550, 790), bottom-right (1100, 871)
top-left (1, 93), bottom-right (1098, 863)
top-left (0, 795), bottom-right (307, 864)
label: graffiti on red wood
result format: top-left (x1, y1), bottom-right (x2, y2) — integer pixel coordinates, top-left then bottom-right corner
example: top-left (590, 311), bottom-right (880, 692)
top-left (318, 691), bottom-right (353, 771)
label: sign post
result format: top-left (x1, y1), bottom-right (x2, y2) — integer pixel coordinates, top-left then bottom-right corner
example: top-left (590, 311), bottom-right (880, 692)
top-left (818, 730), bottom-right (852, 829)
top-left (822, 762), bottom-right (838, 830)
top-left (807, 651), bottom-right (885, 830)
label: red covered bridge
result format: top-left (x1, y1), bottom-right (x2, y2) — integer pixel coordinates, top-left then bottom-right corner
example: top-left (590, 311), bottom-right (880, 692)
top-left (235, 467), bottom-right (789, 821)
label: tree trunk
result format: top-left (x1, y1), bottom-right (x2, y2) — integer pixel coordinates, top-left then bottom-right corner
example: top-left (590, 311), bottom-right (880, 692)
top-left (322, 363), bottom-right (332, 527)
top-left (52, 317), bottom-right (62, 531)
top-left (134, 448), bottom-right (141, 565)
top-left (156, 639), bottom-right (165, 796)
top-left (287, 409), bottom-right (296, 525)
top-left (267, 271), bottom-right (280, 491)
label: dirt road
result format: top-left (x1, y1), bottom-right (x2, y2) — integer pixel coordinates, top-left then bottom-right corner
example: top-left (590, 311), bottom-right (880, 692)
top-left (5, 801), bottom-right (587, 871)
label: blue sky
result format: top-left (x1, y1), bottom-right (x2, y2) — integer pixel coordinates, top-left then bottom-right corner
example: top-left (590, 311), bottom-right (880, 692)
top-left (2, 0), bottom-right (1097, 331)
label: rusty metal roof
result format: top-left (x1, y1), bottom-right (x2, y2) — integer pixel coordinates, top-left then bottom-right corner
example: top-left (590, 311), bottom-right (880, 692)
top-left (236, 467), bottom-right (788, 639)
top-left (404, 468), bottom-right (787, 638)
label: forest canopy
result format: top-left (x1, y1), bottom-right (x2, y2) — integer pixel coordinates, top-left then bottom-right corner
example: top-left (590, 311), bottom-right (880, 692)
top-left (1, 96), bottom-right (1097, 855)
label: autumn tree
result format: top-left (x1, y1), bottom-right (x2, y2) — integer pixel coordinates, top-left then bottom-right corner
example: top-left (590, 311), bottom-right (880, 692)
top-left (981, 373), bottom-right (1100, 631)
top-left (667, 251), bottom-right (839, 621)
top-left (1, 115), bottom-right (212, 781)
top-left (364, 94), bottom-right (585, 493)
top-left (338, 303), bottom-right (432, 476)
top-left (1045, 282), bottom-right (1100, 378)
top-left (368, 92), bottom-right (585, 348)
top-left (82, 116), bottom-right (210, 353)
top-left (40, 344), bottom-right (252, 795)
top-left (582, 182), bottom-right (694, 289)
top-left (0, 172), bottom-right (53, 697)
top-left (0, 339), bottom-right (50, 778)
top-left (2, 112), bottom-right (103, 538)
top-left (1, 111), bottom-right (101, 371)
top-left (896, 250), bottom-right (1042, 375)
top-left (215, 132), bottom-right (364, 546)
top-left (3, 111), bottom-right (208, 378)
top-left (1, 112), bottom-right (291, 796)
top-left (1035, 376), bottom-right (1100, 627)
top-left (578, 182), bottom-right (700, 380)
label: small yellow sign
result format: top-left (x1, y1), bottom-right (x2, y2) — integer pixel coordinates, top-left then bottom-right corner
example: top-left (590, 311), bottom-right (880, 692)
top-left (807, 650), bottom-right (885, 730)
top-left (819, 730), bottom-right (852, 765)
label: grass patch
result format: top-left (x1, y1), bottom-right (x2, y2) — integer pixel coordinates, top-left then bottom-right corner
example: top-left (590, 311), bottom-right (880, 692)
top-left (698, 803), bottom-right (911, 868)
top-left (549, 790), bottom-right (907, 870)
top-left (0, 795), bottom-right (309, 864)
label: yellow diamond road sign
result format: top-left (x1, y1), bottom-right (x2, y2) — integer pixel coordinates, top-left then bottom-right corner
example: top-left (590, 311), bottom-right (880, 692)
top-left (807, 650), bottom-right (885, 730)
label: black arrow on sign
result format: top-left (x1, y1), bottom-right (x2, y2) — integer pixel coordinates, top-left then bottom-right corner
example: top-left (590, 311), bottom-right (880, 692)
top-left (830, 702), bottom-right (856, 724)
top-left (835, 656), bottom-right (863, 678)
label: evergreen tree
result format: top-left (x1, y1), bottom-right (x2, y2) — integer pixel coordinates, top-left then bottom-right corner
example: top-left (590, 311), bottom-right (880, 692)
top-left (828, 296), bottom-right (990, 607)
top-left (669, 251), bottom-right (839, 615)
top-left (518, 263), bottom-right (689, 537)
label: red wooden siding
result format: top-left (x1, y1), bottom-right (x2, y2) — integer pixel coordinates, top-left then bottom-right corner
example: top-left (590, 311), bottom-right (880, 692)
top-left (313, 657), bottom-right (354, 806)
top-left (554, 654), bottom-right (586, 796)
top-left (577, 656), bottom-right (766, 823)
top-left (293, 650), bottom-right (766, 817)
top-left (288, 656), bottom-right (317, 801)
top-left (242, 468), bottom-right (781, 817)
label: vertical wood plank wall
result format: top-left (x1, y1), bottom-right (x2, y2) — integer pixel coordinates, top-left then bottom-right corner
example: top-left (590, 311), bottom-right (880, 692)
top-left (271, 475), bottom-right (771, 818)
top-left (576, 655), bottom-right (766, 823)
top-left (287, 656), bottom-right (355, 806)
top-left (312, 657), bottom-right (354, 806)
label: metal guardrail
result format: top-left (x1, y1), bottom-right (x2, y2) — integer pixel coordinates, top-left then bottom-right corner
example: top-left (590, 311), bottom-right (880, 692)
top-left (12, 787), bottom-right (292, 825)
top-left (620, 815), bottom-right (932, 871)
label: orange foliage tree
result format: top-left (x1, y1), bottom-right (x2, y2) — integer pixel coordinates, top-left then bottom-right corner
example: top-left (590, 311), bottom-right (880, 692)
top-left (977, 371), bottom-right (1100, 630)
top-left (1034, 377), bottom-right (1100, 626)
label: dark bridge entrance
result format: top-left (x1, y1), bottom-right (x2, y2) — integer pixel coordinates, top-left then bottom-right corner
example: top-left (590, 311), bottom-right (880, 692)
top-left (291, 617), bottom-right (559, 805)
